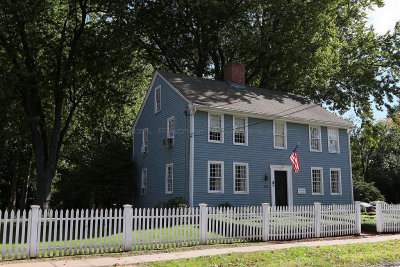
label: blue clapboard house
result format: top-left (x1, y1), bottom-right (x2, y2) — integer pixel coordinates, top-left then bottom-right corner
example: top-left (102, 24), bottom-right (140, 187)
top-left (132, 63), bottom-right (354, 208)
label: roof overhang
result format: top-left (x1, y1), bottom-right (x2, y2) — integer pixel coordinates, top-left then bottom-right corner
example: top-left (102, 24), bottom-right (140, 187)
top-left (194, 104), bottom-right (353, 129)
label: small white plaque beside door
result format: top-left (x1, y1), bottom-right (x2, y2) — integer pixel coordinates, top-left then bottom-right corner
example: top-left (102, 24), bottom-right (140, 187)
top-left (298, 188), bottom-right (306, 195)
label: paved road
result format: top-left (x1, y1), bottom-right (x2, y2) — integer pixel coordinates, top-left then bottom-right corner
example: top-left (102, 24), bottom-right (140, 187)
top-left (1, 234), bottom-right (400, 267)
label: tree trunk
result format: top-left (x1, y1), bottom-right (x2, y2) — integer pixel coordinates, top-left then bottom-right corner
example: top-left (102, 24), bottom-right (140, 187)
top-left (20, 155), bottom-right (33, 211)
top-left (8, 150), bottom-right (19, 210)
top-left (36, 166), bottom-right (54, 209)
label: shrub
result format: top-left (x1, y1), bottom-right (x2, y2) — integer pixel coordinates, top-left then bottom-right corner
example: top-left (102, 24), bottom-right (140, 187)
top-left (353, 180), bottom-right (385, 203)
top-left (361, 213), bottom-right (377, 233)
top-left (218, 202), bottom-right (232, 208)
top-left (155, 197), bottom-right (188, 209)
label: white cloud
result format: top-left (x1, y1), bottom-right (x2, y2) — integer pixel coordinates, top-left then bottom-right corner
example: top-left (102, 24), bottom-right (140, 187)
top-left (367, 0), bottom-right (400, 35)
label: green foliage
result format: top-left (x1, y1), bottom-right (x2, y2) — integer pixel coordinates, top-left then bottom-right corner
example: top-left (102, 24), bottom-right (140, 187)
top-left (155, 197), bottom-right (188, 209)
top-left (353, 180), bottom-right (385, 203)
top-left (51, 137), bottom-right (135, 209)
top-left (361, 214), bottom-right (377, 233)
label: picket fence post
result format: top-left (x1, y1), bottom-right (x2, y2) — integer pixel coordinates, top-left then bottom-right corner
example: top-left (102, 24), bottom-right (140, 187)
top-left (199, 203), bottom-right (208, 245)
top-left (123, 204), bottom-right (133, 251)
top-left (354, 201), bottom-right (362, 234)
top-left (314, 202), bottom-right (321, 238)
top-left (261, 203), bottom-right (270, 241)
top-left (376, 201), bottom-right (383, 233)
top-left (28, 205), bottom-right (40, 258)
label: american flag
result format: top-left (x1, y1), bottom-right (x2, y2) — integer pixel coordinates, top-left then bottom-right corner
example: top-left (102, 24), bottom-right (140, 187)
top-left (290, 146), bottom-right (300, 173)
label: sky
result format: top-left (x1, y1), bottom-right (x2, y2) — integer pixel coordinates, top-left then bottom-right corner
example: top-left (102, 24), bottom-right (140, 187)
top-left (347, 0), bottom-right (400, 123)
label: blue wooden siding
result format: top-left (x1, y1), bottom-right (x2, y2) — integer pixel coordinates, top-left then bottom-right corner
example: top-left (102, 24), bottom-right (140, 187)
top-left (133, 74), bottom-right (191, 208)
top-left (192, 111), bottom-right (352, 207)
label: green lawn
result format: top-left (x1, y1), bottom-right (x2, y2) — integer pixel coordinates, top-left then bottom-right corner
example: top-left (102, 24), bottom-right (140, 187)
top-left (145, 239), bottom-right (400, 266)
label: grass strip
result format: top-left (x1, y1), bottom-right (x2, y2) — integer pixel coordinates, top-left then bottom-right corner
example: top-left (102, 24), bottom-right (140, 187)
top-left (146, 239), bottom-right (400, 266)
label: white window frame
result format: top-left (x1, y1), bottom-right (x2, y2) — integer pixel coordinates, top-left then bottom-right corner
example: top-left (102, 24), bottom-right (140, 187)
top-left (273, 121), bottom-right (287, 149)
top-left (309, 125), bottom-right (322, 152)
top-left (167, 116), bottom-right (175, 139)
top-left (141, 168), bottom-right (147, 195)
top-left (165, 163), bottom-right (173, 194)
top-left (233, 116), bottom-right (248, 146)
top-left (142, 128), bottom-right (148, 151)
top-left (208, 113), bottom-right (224, 143)
top-left (330, 168), bottom-right (342, 195)
top-left (208, 161), bottom-right (224, 193)
top-left (328, 128), bottom-right (340, 153)
top-left (233, 162), bottom-right (249, 194)
top-left (154, 86), bottom-right (161, 113)
top-left (311, 167), bottom-right (324, 195)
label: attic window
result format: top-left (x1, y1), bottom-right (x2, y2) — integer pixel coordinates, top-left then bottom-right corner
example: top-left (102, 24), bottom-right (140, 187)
top-left (154, 86), bottom-right (161, 113)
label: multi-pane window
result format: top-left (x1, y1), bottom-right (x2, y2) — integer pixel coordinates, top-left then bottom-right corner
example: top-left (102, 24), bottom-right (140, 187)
top-left (312, 168), bottom-right (323, 195)
top-left (233, 117), bottom-right (247, 145)
top-left (154, 86), bottom-right (161, 113)
top-left (208, 161), bottom-right (223, 193)
top-left (141, 169), bottom-right (147, 195)
top-left (167, 117), bottom-right (175, 138)
top-left (234, 163), bottom-right (248, 194)
top-left (165, 164), bottom-right (173, 194)
top-left (309, 126), bottom-right (321, 152)
top-left (209, 113), bottom-right (224, 142)
top-left (330, 169), bottom-right (341, 195)
top-left (328, 128), bottom-right (339, 153)
top-left (142, 128), bottom-right (148, 152)
top-left (274, 122), bottom-right (286, 149)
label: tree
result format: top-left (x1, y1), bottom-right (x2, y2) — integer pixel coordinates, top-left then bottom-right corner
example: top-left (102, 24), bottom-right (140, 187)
top-left (0, 0), bottom-right (143, 207)
top-left (131, 0), bottom-right (398, 118)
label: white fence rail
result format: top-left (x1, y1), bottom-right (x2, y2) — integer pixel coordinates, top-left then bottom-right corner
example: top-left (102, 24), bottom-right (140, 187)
top-left (376, 201), bottom-right (400, 233)
top-left (1, 202), bottom-right (361, 261)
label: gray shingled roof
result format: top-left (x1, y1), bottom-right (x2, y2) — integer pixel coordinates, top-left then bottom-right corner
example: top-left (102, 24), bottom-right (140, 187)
top-left (158, 71), bottom-right (352, 128)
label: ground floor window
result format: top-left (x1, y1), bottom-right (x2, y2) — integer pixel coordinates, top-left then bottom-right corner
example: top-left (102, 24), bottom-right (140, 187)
top-left (311, 167), bottom-right (323, 195)
top-left (141, 169), bottom-right (147, 195)
top-left (165, 164), bottom-right (173, 194)
top-left (330, 168), bottom-right (341, 195)
top-left (234, 163), bottom-right (248, 194)
top-left (208, 161), bottom-right (224, 193)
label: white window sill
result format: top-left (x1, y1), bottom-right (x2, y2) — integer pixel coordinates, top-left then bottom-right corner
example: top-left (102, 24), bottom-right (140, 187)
top-left (233, 191), bottom-right (249, 194)
top-left (208, 140), bottom-right (224, 144)
top-left (310, 149), bottom-right (322, 152)
top-left (312, 193), bottom-right (324, 196)
top-left (233, 142), bottom-right (247, 146)
top-left (208, 191), bottom-right (224, 194)
top-left (165, 192), bottom-right (173, 195)
top-left (274, 146), bottom-right (287, 150)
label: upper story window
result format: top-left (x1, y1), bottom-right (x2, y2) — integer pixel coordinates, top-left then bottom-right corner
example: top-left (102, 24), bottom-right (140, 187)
top-left (330, 168), bottom-right (341, 195)
top-left (154, 86), bottom-right (161, 113)
top-left (141, 128), bottom-right (148, 153)
top-left (141, 168), bottom-right (147, 195)
top-left (167, 117), bottom-right (175, 139)
top-left (311, 167), bottom-right (323, 195)
top-left (234, 163), bottom-right (249, 194)
top-left (309, 126), bottom-right (322, 152)
top-left (165, 164), bottom-right (173, 194)
top-left (274, 121), bottom-right (287, 149)
top-left (328, 128), bottom-right (340, 153)
top-left (233, 117), bottom-right (247, 145)
top-left (208, 113), bottom-right (224, 143)
top-left (208, 161), bottom-right (224, 193)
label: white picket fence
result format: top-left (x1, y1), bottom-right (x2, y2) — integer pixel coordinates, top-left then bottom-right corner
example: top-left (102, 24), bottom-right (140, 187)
top-left (376, 201), bottom-right (400, 233)
top-left (0, 202), bottom-right (361, 261)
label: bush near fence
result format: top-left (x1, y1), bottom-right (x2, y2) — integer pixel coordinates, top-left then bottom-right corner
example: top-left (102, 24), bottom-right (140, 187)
top-left (1, 202), bottom-right (362, 261)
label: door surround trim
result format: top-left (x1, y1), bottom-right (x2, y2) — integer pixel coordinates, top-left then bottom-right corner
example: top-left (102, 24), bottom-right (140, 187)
top-left (270, 165), bottom-right (293, 206)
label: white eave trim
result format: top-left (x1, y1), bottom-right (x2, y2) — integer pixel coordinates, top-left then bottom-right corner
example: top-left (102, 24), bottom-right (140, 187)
top-left (194, 104), bottom-right (353, 129)
top-left (131, 71), bottom-right (192, 133)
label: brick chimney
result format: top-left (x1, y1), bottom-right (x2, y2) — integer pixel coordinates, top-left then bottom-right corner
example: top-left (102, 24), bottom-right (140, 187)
top-left (224, 62), bottom-right (245, 85)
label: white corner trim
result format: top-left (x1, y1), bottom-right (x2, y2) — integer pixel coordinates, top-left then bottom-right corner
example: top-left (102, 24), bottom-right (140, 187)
top-left (329, 168), bottom-right (342, 195)
top-left (270, 165), bottom-right (293, 206)
top-left (309, 125), bottom-right (322, 152)
top-left (273, 120), bottom-right (287, 149)
top-left (233, 162), bottom-right (249, 194)
top-left (189, 103), bottom-right (195, 207)
top-left (348, 130), bottom-right (354, 202)
top-left (131, 71), bottom-right (192, 133)
top-left (311, 167), bottom-right (324, 195)
top-left (208, 160), bottom-right (224, 194)
top-left (232, 116), bottom-right (248, 146)
top-left (208, 112), bottom-right (224, 143)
